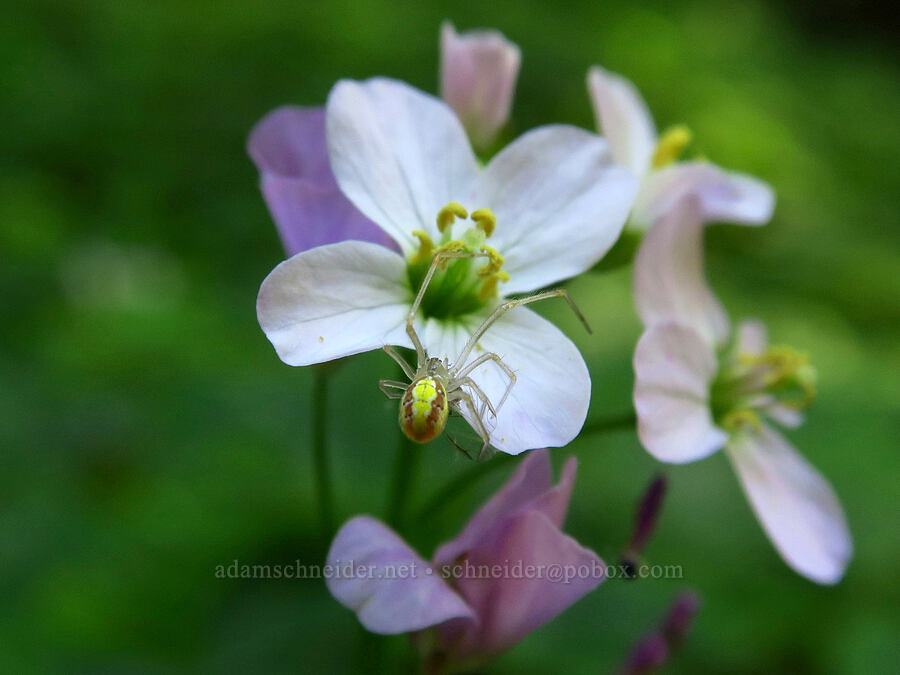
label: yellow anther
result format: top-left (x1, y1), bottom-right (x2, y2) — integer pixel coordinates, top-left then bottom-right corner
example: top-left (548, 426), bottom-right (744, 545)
top-left (652, 125), bottom-right (693, 168)
top-left (757, 346), bottom-right (817, 408)
top-left (409, 230), bottom-right (434, 264)
top-left (736, 345), bottom-right (817, 412)
top-left (722, 408), bottom-right (763, 432)
top-left (470, 208), bottom-right (497, 237)
top-left (437, 202), bottom-right (468, 233)
top-left (434, 239), bottom-right (468, 258)
top-left (477, 271), bottom-right (510, 301)
top-left (476, 246), bottom-right (505, 278)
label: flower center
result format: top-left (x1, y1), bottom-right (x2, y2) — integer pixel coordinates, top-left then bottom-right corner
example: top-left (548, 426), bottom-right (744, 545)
top-left (710, 344), bottom-right (817, 432)
top-left (406, 202), bottom-right (509, 320)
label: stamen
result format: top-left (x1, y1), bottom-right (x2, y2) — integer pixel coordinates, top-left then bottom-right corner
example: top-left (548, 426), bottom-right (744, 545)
top-left (437, 202), bottom-right (468, 233)
top-left (433, 239), bottom-right (468, 261)
top-left (408, 203), bottom-right (509, 317)
top-left (409, 230), bottom-right (435, 264)
top-left (747, 345), bottom-right (817, 410)
top-left (721, 408), bottom-right (763, 432)
top-left (470, 208), bottom-right (497, 237)
top-left (652, 125), bottom-right (692, 168)
top-left (476, 246), bottom-right (505, 277)
top-left (478, 271), bottom-right (510, 301)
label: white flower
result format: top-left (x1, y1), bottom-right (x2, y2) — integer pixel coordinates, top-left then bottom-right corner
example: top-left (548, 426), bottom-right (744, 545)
top-left (587, 66), bottom-right (775, 230)
top-left (257, 78), bottom-right (637, 455)
top-left (632, 198), bottom-right (852, 584)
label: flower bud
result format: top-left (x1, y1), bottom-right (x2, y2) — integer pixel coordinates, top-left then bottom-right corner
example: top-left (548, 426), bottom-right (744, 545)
top-left (661, 591), bottom-right (700, 650)
top-left (621, 591), bottom-right (700, 674)
top-left (622, 634), bottom-right (668, 674)
top-left (621, 474), bottom-right (667, 576)
top-left (439, 21), bottom-right (520, 151)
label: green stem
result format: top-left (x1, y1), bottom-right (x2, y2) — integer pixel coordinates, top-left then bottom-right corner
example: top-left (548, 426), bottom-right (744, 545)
top-left (386, 433), bottom-right (421, 532)
top-left (415, 453), bottom-right (516, 526)
top-left (415, 411), bottom-right (636, 526)
top-left (312, 366), bottom-right (335, 539)
top-left (581, 410), bottom-right (637, 436)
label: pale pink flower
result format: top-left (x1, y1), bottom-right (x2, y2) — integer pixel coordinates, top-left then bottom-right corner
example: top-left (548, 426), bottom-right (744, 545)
top-left (632, 198), bottom-right (852, 584)
top-left (257, 78), bottom-right (636, 454)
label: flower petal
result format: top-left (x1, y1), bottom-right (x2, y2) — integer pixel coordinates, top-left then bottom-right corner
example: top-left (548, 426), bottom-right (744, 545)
top-left (633, 196), bottom-right (730, 346)
top-left (434, 451), bottom-right (576, 565)
top-left (326, 516), bottom-right (475, 634)
top-left (726, 426), bottom-right (852, 584)
top-left (632, 161), bottom-right (775, 230)
top-left (248, 106), bottom-right (395, 256)
top-left (633, 323), bottom-right (728, 463)
top-left (587, 66), bottom-right (657, 177)
top-left (475, 124), bottom-right (637, 294)
top-left (765, 403), bottom-right (805, 429)
top-left (256, 241), bottom-right (411, 366)
top-left (736, 318), bottom-right (768, 356)
top-left (440, 22), bottom-right (521, 151)
top-left (326, 78), bottom-right (479, 254)
top-left (429, 305), bottom-right (591, 455)
top-left (446, 509), bottom-right (604, 658)
top-left (248, 106), bottom-right (334, 188)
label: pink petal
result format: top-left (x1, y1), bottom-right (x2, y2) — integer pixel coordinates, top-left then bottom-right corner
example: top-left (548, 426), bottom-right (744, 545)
top-left (434, 451), bottom-right (576, 565)
top-left (633, 196), bottom-right (730, 346)
top-left (445, 509), bottom-right (604, 658)
top-left (632, 161), bottom-right (774, 230)
top-left (325, 516), bottom-right (475, 634)
top-left (247, 106), bottom-right (394, 256)
top-left (633, 323), bottom-right (728, 463)
top-left (726, 426), bottom-right (852, 584)
top-left (586, 66), bottom-right (657, 177)
top-left (736, 318), bottom-right (768, 356)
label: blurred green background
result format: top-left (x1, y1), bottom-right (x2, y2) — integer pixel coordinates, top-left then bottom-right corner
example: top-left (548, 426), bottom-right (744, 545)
top-left (2, 0), bottom-right (898, 672)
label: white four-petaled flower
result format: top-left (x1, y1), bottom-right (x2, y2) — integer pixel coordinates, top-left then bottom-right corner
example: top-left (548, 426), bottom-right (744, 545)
top-left (257, 78), bottom-right (637, 454)
top-left (632, 197), bottom-right (852, 584)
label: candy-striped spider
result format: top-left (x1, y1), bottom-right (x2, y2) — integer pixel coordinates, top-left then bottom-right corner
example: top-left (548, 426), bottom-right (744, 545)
top-left (379, 251), bottom-right (591, 459)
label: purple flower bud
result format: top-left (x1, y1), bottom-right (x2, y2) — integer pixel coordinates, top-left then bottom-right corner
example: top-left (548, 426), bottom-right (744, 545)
top-left (622, 633), bottom-right (668, 674)
top-left (624, 474), bottom-right (667, 564)
top-left (661, 591), bottom-right (700, 649)
top-left (439, 21), bottom-right (520, 152)
top-left (621, 591), bottom-right (701, 673)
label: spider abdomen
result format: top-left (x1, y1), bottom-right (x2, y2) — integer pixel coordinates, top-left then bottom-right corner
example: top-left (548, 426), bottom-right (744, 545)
top-left (400, 376), bottom-right (449, 443)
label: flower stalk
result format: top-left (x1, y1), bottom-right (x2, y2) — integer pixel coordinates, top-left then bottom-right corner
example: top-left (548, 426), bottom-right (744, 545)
top-left (312, 365), bottom-right (336, 539)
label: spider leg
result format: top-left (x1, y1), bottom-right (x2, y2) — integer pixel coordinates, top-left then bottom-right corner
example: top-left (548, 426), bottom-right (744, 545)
top-left (451, 352), bottom-right (517, 414)
top-left (449, 389), bottom-right (492, 459)
top-left (382, 345), bottom-right (415, 380)
top-left (451, 289), bottom-right (592, 371)
top-left (378, 379), bottom-right (408, 400)
top-left (407, 250), bottom-right (491, 369)
top-left (452, 376), bottom-right (497, 420)
top-left (445, 434), bottom-right (474, 461)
